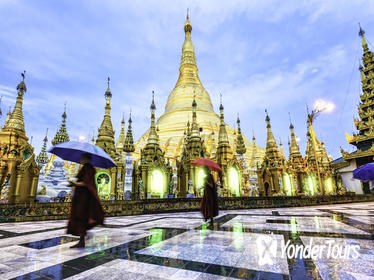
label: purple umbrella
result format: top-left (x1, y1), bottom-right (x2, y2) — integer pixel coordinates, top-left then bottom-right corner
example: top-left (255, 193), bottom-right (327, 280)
top-left (48, 141), bottom-right (116, 169)
top-left (353, 162), bottom-right (374, 181)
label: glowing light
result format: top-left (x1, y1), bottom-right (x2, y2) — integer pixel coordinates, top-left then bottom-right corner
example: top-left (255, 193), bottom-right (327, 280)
top-left (283, 173), bottom-right (292, 196)
top-left (308, 175), bottom-right (315, 196)
top-left (151, 169), bottom-right (164, 198)
top-left (197, 168), bottom-right (207, 196)
top-left (229, 167), bottom-right (240, 197)
top-left (78, 135), bottom-right (86, 142)
top-left (325, 177), bottom-right (334, 195)
top-left (314, 99), bottom-right (335, 113)
top-left (95, 172), bottom-right (111, 196)
top-left (296, 136), bottom-right (301, 142)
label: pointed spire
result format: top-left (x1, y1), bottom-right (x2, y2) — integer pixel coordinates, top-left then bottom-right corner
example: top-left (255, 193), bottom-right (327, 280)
top-left (124, 109), bottom-right (135, 152)
top-left (96, 78), bottom-right (116, 156)
top-left (250, 132), bottom-right (256, 167)
top-left (289, 114), bottom-right (301, 156)
top-left (235, 114), bottom-right (246, 155)
top-left (265, 109), bottom-right (278, 152)
top-left (116, 113), bottom-right (126, 151)
top-left (52, 103), bottom-right (70, 145)
top-left (105, 77), bottom-right (112, 98)
top-left (175, 11), bottom-right (202, 87)
top-left (91, 134), bottom-right (95, 144)
top-left (147, 91), bottom-right (159, 145)
top-left (37, 128), bottom-right (49, 165)
top-left (190, 93), bottom-right (200, 138)
top-left (216, 94), bottom-right (232, 162)
top-left (4, 71), bottom-right (27, 132)
top-left (359, 23), bottom-right (369, 53)
top-left (218, 94), bottom-right (229, 143)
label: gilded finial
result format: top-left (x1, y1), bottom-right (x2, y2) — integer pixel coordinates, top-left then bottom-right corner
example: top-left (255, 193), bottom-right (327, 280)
top-left (184, 9), bottom-right (192, 33)
top-left (62, 102), bottom-right (67, 120)
top-left (105, 77), bottom-right (112, 98)
top-left (289, 112), bottom-right (294, 129)
top-left (265, 109), bottom-right (270, 122)
top-left (219, 93), bottom-right (224, 111)
top-left (359, 23), bottom-right (365, 37)
top-left (44, 128), bottom-right (48, 142)
top-left (150, 90), bottom-right (156, 110)
top-left (16, 70), bottom-right (27, 92)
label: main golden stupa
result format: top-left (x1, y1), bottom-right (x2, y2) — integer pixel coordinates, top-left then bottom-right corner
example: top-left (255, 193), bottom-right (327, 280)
top-left (134, 14), bottom-right (264, 164)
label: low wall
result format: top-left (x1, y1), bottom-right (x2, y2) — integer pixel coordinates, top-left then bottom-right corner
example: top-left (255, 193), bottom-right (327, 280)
top-left (0, 194), bottom-right (373, 222)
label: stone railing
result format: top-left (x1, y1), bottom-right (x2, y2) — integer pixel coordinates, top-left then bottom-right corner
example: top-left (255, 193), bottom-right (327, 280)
top-left (0, 194), bottom-right (373, 222)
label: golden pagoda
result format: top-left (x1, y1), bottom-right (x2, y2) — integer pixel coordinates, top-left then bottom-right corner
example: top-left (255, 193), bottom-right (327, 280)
top-left (36, 129), bottom-right (49, 166)
top-left (336, 25), bottom-right (374, 194)
top-left (257, 111), bottom-right (285, 196)
top-left (0, 72), bottom-right (40, 202)
top-left (135, 92), bottom-right (172, 199)
top-left (134, 13), bottom-right (265, 164)
top-left (287, 121), bottom-right (307, 194)
top-left (95, 78), bottom-right (123, 199)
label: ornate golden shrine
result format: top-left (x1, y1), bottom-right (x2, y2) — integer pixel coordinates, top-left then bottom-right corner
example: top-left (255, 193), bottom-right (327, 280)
top-left (0, 73), bottom-right (41, 202)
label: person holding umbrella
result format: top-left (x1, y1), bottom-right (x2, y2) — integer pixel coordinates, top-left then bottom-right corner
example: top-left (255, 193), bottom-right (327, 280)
top-left (48, 141), bottom-right (116, 248)
top-left (192, 159), bottom-right (221, 230)
top-left (67, 153), bottom-right (104, 248)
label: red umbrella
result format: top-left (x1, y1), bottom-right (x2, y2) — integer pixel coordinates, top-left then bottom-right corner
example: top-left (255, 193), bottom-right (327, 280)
top-left (191, 158), bottom-right (222, 172)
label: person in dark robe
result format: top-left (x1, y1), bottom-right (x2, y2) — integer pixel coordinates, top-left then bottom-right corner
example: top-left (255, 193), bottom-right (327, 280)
top-left (200, 165), bottom-right (219, 229)
top-left (68, 153), bottom-right (104, 248)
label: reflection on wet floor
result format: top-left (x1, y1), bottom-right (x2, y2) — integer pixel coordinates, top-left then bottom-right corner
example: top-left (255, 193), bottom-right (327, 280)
top-left (0, 201), bottom-right (373, 279)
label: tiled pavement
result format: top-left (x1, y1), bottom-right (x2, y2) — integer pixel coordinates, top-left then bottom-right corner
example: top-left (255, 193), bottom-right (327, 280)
top-left (0, 202), bottom-right (373, 279)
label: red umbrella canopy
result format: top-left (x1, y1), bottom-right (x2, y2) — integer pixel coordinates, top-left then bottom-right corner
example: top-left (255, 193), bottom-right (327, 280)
top-left (191, 158), bottom-right (222, 172)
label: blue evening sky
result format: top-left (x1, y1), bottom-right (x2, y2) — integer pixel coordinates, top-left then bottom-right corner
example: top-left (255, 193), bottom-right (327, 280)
top-left (0, 0), bottom-right (373, 159)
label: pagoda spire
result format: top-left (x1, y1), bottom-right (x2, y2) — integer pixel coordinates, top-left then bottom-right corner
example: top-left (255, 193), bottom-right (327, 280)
top-left (235, 114), bottom-right (246, 155)
top-left (147, 90), bottom-right (158, 145)
top-left (190, 94), bottom-right (200, 138)
top-left (359, 24), bottom-right (374, 70)
top-left (142, 91), bottom-right (164, 163)
top-left (52, 103), bottom-right (70, 145)
top-left (96, 77), bottom-right (116, 157)
top-left (175, 11), bottom-right (202, 87)
top-left (217, 94), bottom-right (232, 161)
top-left (289, 120), bottom-right (301, 156)
top-left (359, 23), bottom-right (370, 53)
top-left (185, 94), bottom-right (204, 158)
top-left (4, 71), bottom-right (26, 133)
top-left (123, 110), bottom-right (135, 153)
top-left (250, 133), bottom-right (258, 168)
top-left (37, 128), bottom-right (49, 165)
top-left (116, 113), bottom-right (126, 151)
top-left (265, 109), bottom-right (279, 153)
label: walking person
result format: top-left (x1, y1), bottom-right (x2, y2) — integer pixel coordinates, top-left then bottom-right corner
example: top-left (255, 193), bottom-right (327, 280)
top-left (68, 153), bottom-right (104, 248)
top-left (200, 165), bottom-right (219, 230)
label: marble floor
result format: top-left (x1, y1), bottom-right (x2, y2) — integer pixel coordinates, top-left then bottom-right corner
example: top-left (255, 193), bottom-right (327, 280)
top-left (0, 202), bottom-right (373, 279)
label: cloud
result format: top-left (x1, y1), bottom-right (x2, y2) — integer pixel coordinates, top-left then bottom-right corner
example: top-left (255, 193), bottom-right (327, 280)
top-left (0, 0), bottom-right (373, 160)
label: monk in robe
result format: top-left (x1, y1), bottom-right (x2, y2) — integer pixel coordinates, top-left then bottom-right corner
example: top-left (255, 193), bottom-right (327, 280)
top-left (68, 153), bottom-right (104, 248)
top-left (200, 166), bottom-right (219, 229)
